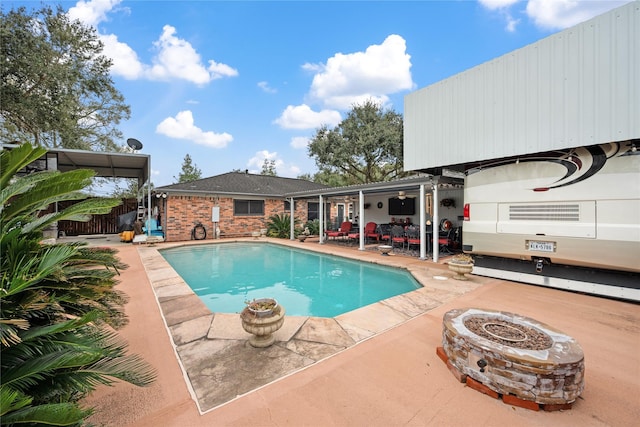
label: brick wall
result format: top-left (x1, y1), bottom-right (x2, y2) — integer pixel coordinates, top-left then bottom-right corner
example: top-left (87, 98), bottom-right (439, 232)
top-left (163, 195), bottom-right (313, 242)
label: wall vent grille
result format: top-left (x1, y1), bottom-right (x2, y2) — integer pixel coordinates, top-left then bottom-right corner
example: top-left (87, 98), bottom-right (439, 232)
top-left (509, 204), bottom-right (580, 221)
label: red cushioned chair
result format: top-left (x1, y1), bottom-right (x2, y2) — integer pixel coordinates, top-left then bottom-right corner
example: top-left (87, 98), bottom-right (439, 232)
top-left (438, 219), bottom-right (454, 254)
top-left (390, 225), bottom-right (406, 249)
top-left (348, 222), bottom-right (379, 245)
top-left (364, 222), bottom-right (379, 243)
top-left (406, 225), bottom-right (421, 251)
top-left (326, 221), bottom-right (352, 241)
top-left (378, 223), bottom-right (392, 244)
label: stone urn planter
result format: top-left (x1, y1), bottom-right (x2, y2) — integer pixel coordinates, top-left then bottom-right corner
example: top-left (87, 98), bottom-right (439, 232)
top-left (241, 298), bottom-right (285, 348)
top-left (447, 254), bottom-right (474, 280)
top-left (298, 227), bottom-right (311, 242)
top-left (378, 245), bottom-right (393, 256)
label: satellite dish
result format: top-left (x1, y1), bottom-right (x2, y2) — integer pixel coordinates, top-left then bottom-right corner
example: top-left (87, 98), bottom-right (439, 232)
top-left (127, 138), bottom-right (143, 151)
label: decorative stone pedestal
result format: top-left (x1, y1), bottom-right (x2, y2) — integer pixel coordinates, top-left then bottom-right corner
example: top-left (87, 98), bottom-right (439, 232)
top-left (241, 306), bottom-right (285, 348)
top-left (447, 261), bottom-right (473, 280)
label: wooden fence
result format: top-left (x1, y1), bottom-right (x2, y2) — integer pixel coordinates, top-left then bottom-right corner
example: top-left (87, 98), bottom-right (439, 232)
top-left (57, 198), bottom-right (139, 236)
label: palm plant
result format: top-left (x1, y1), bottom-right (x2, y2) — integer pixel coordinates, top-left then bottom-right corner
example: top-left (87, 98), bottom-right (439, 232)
top-left (265, 213), bottom-right (299, 238)
top-left (303, 219), bottom-right (320, 236)
top-left (1, 143), bottom-right (156, 426)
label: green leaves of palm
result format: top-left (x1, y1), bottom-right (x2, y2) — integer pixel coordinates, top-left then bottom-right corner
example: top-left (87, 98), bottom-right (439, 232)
top-left (266, 213), bottom-right (299, 238)
top-left (1, 143), bottom-right (155, 425)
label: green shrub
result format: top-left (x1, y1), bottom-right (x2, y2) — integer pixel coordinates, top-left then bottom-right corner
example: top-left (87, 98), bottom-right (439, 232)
top-left (1, 143), bottom-right (155, 426)
top-left (265, 213), bottom-right (299, 238)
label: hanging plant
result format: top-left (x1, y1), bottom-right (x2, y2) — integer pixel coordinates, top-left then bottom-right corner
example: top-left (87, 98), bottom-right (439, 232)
top-left (440, 198), bottom-right (455, 208)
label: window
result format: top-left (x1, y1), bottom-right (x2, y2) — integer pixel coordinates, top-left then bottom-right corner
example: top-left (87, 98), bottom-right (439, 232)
top-left (284, 200), bottom-right (291, 211)
top-left (307, 202), bottom-right (331, 222)
top-left (234, 199), bottom-right (264, 216)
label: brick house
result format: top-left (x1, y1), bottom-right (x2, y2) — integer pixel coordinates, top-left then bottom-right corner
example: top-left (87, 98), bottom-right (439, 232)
top-left (154, 171), bottom-right (330, 242)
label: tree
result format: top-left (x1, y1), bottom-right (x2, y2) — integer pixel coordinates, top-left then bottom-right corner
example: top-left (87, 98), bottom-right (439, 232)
top-left (174, 154), bottom-right (202, 183)
top-left (260, 159), bottom-right (277, 176)
top-left (110, 179), bottom-right (154, 199)
top-left (0, 5), bottom-right (130, 151)
top-left (1, 143), bottom-right (155, 425)
top-left (308, 99), bottom-right (405, 184)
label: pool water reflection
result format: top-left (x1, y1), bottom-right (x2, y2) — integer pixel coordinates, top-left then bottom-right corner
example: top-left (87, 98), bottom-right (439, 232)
top-left (160, 242), bottom-right (421, 317)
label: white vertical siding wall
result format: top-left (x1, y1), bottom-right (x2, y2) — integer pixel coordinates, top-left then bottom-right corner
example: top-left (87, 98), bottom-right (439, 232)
top-left (404, 2), bottom-right (639, 171)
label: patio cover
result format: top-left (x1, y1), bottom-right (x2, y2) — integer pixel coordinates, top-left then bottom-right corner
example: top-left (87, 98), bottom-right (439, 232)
top-left (2, 144), bottom-right (150, 188)
top-left (53, 147), bottom-right (150, 189)
top-left (284, 173), bottom-right (464, 262)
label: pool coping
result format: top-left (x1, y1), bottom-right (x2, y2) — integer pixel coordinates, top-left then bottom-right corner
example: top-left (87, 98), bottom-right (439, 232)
top-left (137, 237), bottom-right (484, 413)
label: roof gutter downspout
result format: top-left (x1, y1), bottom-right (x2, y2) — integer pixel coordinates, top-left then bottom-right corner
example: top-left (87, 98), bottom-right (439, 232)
top-left (358, 190), bottom-right (365, 251)
top-left (319, 195), bottom-right (325, 244)
top-left (147, 156), bottom-right (151, 237)
top-left (432, 179), bottom-right (440, 263)
top-left (419, 184), bottom-right (427, 260)
top-left (289, 197), bottom-right (295, 240)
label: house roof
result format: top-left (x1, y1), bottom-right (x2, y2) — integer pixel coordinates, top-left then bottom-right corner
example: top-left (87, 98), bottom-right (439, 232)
top-left (155, 171), bottom-right (330, 198)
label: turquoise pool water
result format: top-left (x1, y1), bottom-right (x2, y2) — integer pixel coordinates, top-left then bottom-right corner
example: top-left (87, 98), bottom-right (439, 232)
top-left (160, 243), bottom-right (421, 317)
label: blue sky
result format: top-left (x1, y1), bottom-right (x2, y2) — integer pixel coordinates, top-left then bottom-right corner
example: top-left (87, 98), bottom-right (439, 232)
top-left (9, 0), bottom-right (631, 189)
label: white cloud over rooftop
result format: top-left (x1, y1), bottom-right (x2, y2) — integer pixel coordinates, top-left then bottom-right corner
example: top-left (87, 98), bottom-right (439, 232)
top-left (307, 34), bottom-right (414, 110)
top-left (156, 110), bottom-right (232, 148)
top-left (274, 104), bottom-right (342, 130)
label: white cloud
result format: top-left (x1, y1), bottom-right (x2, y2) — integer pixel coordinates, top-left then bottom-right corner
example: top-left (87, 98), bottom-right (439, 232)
top-left (274, 104), bottom-right (342, 130)
top-left (99, 33), bottom-right (145, 79)
top-left (478, 0), bottom-right (518, 10)
top-left (505, 15), bottom-right (520, 32)
top-left (67, 0), bottom-right (123, 27)
top-left (258, 81), bottom-right (277, 94)
top-left (306, 34), bottom-right (414, 110)
top-left (247, 150), bottom-right (302, 178)
top-left (525, 0), bottom-right (631, 29)
top-left (290, 136), bottom-right (309, 150)
top-left (478, 0), bottom-right (631, 31)
top-left (67, 1), bottom-right (238, 84)
top-left (148, 25), bottom-right (238, 85)
top-left (247, 150), bottom-right (282, 171)
top-left (286, 165), bottom-right (302, 177)
top-left (156, 110), bottom-right (232, 148)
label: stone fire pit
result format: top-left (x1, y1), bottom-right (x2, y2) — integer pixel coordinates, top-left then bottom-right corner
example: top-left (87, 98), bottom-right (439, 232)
top-left (438, 308), bottom-right (585, 411)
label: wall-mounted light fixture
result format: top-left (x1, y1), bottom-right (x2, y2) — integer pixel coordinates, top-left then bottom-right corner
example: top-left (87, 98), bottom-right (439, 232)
top-left (398, 191), bottom-right (406, 200)
top-left (155, 192), bottom-right (167, 199)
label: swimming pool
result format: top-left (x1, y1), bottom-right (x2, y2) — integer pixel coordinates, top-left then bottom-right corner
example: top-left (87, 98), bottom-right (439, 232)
top-left (160, 242), bottom-right (421, 317)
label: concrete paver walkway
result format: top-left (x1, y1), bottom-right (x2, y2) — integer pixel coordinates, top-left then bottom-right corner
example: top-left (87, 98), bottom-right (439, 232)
top-left (84, 238), bottom-right (640, 426)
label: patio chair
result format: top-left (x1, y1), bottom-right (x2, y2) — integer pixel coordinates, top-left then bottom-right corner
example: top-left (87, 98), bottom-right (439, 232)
top-left (390, 225), bottom-right (406, 249)
top-left (378, 223), bottom-right (392, 244)
top-left (326, 221), bottom-right (352, 241)
top-left (406, 225), bottom-right (421, 251)
top-left (438, 228), bottom-right (454, 254)
top-left (364, 222), bottom-right (380, 243)
top-left (348, 222), bottom-right (379, 245)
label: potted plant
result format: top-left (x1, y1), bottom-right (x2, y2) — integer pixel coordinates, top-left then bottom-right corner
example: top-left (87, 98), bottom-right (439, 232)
top-left (447, 253), bottom-right (474, 280)
top-left (298, 227), bottom-right (311, 242)
top-left (241, 298), bottom-right (285, 348)
top-left (244, 298), bottom-right (279, 317)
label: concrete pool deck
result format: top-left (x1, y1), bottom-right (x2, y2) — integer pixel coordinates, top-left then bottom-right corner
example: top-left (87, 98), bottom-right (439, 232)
top-left (82, 236), bottom-right (640, 426)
